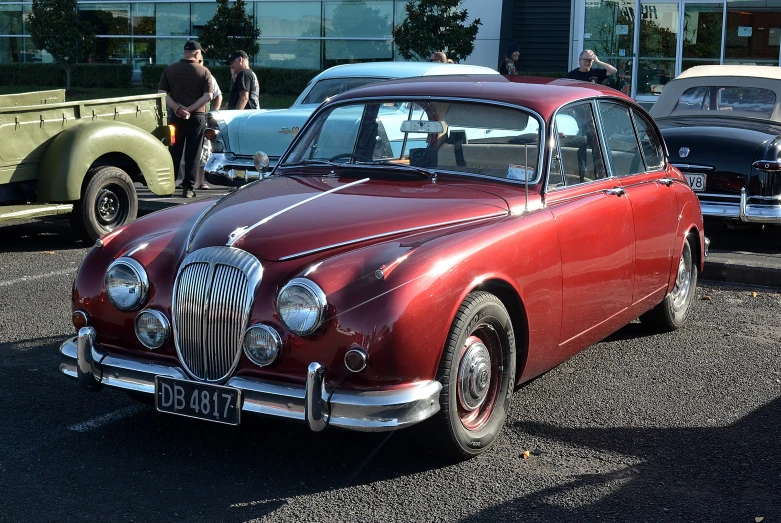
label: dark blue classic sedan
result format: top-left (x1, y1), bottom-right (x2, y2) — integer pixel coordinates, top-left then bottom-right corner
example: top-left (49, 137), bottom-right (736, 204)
top-left (651, 65), bottom-right (781, 224)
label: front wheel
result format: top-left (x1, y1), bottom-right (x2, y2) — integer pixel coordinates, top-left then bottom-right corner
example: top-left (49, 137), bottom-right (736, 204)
top-left (640, 234), bottom-right (698, 331)
top-left (70, 166), bottom-right (138, 243)
top-left (423, 291), bottom-right (516, 460)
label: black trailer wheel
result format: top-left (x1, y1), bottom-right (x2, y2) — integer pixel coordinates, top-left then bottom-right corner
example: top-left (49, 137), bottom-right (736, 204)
top-left (70, 166), bottom-right (138, 243)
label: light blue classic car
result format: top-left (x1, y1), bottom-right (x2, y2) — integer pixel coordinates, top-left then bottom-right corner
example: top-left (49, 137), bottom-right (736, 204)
top-left (204, 61), bottom-right (500, 185)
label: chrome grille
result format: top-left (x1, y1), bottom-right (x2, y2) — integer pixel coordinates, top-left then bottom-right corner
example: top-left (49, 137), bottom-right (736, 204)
top-left (172, 246), bottom-right (263, 383)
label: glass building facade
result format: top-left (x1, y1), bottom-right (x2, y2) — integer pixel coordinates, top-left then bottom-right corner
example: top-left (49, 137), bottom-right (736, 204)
top-left (576, 0), bottom-right (781, 101)
top-left (0, 0), bottom-right (413, 70)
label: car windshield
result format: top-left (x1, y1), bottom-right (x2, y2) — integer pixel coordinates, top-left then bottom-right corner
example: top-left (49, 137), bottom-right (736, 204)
top-left (301, 77), bottom-right (389, 105)
top-left (281, 99), bottom-right (542, 182)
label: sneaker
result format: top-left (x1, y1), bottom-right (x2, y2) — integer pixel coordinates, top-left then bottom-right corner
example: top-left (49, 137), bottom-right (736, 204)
top-left (182, 189), bottom-right (196, 198)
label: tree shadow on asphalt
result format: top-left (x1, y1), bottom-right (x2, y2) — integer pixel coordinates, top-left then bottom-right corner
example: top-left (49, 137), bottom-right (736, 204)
top-left (459, 397), bottom-right (780, 522)
top-left (0, 217), bottom-right (86, 253)
top-left (0, 334), bottom-right (455, 522)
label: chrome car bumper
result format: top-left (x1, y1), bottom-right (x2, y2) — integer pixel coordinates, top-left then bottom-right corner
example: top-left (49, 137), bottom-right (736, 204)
top-left (60, 327), bottom-right (442, 432)
top-left (700, 188), bottom-right (781, 223)
top-left (203, 152), bottom-right (274, 186)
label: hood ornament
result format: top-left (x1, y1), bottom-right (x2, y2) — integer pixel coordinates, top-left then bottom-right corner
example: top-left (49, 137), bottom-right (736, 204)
top-left (679, 147), bottom-right (690, 158)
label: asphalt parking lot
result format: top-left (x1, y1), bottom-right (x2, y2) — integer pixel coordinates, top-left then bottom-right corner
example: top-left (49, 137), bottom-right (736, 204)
top-left (1, 215), bottom-right (780, 522)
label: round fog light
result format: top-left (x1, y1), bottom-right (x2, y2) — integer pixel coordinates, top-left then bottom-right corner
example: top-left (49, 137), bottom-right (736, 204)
top-left (244, 324), bottom-right (282, 367)
top-left (344, 348), bottom-right (368, 373)
top-left (135, 309), bottom-right (170, 349)
top-left (72, 310), bottom-right (89, 330)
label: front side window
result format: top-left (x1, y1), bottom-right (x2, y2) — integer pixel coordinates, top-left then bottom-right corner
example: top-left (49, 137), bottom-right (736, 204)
top-left (551, 102), bottom-right (606, 186)
top-left (672, 86), bottom-right (776, 117)
top-left (598, 101), bottom-right (644, 177)
top-left (283, 99), bottom-right (542, 182)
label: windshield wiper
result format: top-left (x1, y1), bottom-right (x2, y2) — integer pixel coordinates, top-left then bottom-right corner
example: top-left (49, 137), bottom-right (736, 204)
top-left (352, 160), bottom-right (435, 179)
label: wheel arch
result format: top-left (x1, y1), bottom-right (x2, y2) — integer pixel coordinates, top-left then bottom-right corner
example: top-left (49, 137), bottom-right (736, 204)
top-left (467, 278), bottom-right (529, 387)
top-left (36, 120), bottom-right (175, 203)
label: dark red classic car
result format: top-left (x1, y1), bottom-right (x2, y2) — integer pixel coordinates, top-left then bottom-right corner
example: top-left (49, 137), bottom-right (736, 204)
top-left (60, 75), bottom-right (706, 459)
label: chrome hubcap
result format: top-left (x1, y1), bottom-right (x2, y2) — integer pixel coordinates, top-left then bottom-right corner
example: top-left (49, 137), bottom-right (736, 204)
top-left (458, 341), bottom-right (492, 411)
top-left (671, 242), bottom-right (692, 310)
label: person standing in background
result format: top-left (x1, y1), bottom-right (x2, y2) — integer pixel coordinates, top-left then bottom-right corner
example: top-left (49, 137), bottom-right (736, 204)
top-left (158, 40), bottom-right (213, 198)
top-left (566, 49), bottom-right (617, 83)
top-left (429, 51), bottom-right (447, 63)
top-left (227, 50), bottom-right (259, 110)
top-left (499, 43), bottom-right (520, 75)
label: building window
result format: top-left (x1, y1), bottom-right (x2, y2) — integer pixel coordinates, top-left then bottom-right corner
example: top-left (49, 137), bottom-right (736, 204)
top-left (725, 4), bottom-right (781, 65)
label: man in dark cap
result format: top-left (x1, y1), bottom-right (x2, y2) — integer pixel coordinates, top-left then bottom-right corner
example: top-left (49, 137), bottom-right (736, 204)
top-left (158, 40), bottom-right (213, 197)
top-left (226, 50), bottom-right (259, 110)
top-left (499, 42), bottom-right (520, 75)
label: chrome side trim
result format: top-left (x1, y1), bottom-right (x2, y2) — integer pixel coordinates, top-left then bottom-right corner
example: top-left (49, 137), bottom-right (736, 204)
top-left (59, 335), bottom-right (442, 432)
top-left (227, 177), bottom-right (371, 246)
top-left (278, 211), bottom-right (508, 261)
top-left (671, 163), bottom-right (714, 172)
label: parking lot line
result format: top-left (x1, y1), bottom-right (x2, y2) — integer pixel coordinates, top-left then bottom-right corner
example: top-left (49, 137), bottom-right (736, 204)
top-left (0, 269), bottom-right (76, 287)
top-left (67, 405), bottom-right (146, 433)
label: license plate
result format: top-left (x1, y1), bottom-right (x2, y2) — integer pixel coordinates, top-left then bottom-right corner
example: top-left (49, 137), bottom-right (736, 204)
top-left (685, 173), bottom-right (706, 192)
top-left (155, 376), bottom-right (241, 425)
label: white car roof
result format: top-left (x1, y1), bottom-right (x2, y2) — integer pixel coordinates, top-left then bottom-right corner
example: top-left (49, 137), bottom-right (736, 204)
top-left (313, 61), bottom-right (499, 80)
top-left (677, 65), bottom-right (781, 81)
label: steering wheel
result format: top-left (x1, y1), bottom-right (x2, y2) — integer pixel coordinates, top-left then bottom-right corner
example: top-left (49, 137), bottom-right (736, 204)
top-left (328, 153), bottom-right (359, 162)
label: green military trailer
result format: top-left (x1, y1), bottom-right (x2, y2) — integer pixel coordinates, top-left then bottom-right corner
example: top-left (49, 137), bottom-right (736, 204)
top-left (0, 89), bottom-right (175, 242)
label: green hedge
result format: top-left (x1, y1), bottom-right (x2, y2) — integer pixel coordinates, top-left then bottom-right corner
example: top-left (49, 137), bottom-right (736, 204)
top-left (0, 63), bottom-right (133, 88)
top-left (142, 64), bottom-right (322, 95)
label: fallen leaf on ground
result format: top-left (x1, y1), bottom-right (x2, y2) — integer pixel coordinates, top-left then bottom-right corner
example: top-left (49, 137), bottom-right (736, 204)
top-left (521, 450), bottom-right (530, 459)
top-left (44, 251), bottom-right (55, 255)
top-left (751, 291), bottom-right (758, 298)
top-left (701, 295), bottom-right (712, 301)
top-left (755, 517), bottom-right (764, 522)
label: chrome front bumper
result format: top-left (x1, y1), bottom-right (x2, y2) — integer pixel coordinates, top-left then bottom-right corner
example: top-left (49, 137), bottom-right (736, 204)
top-left (700, 188), bottom-right (781, 223)
top-left (203, 152), bottom-right (274, 186)
top-left (60, 327), bottom-right (441, 432)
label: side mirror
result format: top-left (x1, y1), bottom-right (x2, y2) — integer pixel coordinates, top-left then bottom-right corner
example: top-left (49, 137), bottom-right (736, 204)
top-left (253, 151), bottom-right (270, 173)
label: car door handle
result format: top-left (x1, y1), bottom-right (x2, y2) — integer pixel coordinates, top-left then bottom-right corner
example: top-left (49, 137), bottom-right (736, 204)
top-left (657, 178), bottom-right (674, 186)
top-left (606, 187), bottom-right (626, 197)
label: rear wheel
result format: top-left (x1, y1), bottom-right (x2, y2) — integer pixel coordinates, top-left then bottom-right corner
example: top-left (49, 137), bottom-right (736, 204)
top-left (640, 235), bottom-right (698, 331)
top-left (70, 166), bottom-right (138, 243)
top-left (423, 291), bottom-right (516, 460)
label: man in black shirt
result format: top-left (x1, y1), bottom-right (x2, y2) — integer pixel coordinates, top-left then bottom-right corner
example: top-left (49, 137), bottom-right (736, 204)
top-left (566, 49), bottom-right (617, 84)
top-left (158, 40), bottom-right (213, 197)
top-left (226, 50), bottom-right (259, 110)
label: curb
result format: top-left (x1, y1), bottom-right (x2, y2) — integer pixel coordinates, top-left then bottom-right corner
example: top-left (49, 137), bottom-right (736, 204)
top-left (702, 251), bottom-right (781, 289)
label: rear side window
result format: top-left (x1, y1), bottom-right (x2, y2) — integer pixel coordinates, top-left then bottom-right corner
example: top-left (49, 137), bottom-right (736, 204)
top-left (597, 102), bottom-right (644, 176)
top-left (672, 86), bottom-right (776, 117)
top-left (632, 110), bottom-right (665, 171)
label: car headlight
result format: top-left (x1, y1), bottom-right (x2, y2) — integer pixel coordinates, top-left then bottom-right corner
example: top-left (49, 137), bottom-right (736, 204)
top-left (105, 258), bottom-right (148, 311)
top-left (276, 278), bottom-right (327, 336)
top-left (135, 309), bottom-right (170, 349)
top-left (243, 324), bottom-right (282, 366)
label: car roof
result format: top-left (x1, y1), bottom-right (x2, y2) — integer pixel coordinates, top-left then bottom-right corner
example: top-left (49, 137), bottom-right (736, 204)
top-left (313, 61), bottom-right (500, 80)
top-left (677, 65), bottom-right (781, 81)
top-left (328, 74), bottom-right (632, 118)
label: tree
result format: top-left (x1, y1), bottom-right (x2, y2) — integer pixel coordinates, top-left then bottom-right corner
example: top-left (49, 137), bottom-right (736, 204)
top-left (200, 0), bottom-right (260, 65)
top-left (392, 0), bottom-right (481, 63)
top-left (27, 0), bottom-right (94, 89)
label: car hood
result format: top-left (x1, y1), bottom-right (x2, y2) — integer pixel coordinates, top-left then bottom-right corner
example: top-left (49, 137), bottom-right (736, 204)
top-left (187, 174), bottom-right (509, 261)
top-left (221, 105), bottom-right (318, 159)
